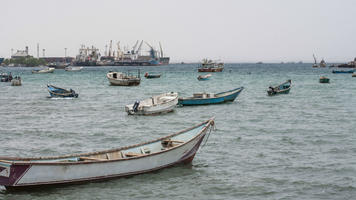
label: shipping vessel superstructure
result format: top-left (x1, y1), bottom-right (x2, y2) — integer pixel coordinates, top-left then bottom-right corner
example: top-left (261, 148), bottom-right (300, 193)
top-left (73, 45), bottom-right (100, 66)
top-left (74, 41), bottom-right (169, 66)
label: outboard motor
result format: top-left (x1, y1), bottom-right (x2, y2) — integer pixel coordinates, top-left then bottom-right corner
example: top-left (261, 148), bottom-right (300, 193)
top-left (133, 100), bottom-right (140, 112)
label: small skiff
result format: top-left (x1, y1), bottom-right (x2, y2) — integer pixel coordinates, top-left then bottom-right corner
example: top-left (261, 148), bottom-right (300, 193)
top-left (319, 76), bottom-right (330, 83)
top-left (267, 80), bottom-right (291, 96)
top-left (0, 118), bottom-right (215, 190)
top-left (47, 85), bottom-right (79, 98)
top-left (144, 72), bottom-right (161, 79)
top-left (65, 66), bottom-right (83, 72)
top-left (178, 87), bottom-right (244, 106)
top-left (197, 74), bottom-right (212, 81)
top-left (11, 76), bottom-right (21, 86)
top-left (32, 67), bottom-right (55, 74)
top-left (107, 71), bottom-right (141, 86)
top-left (125, 92), bottom-right (178, 115)
top-left (332, 70), bottom-right (354, 74)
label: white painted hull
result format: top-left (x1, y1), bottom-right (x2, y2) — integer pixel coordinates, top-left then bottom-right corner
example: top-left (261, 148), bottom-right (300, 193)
top-left (125, 92), bottom-right (178, 115)
top-left (0, 119), bottom-right (214, 189)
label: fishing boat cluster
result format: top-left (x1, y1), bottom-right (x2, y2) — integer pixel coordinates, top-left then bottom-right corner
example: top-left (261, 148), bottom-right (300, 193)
top-left (0, 58), bottom-right (354, 191)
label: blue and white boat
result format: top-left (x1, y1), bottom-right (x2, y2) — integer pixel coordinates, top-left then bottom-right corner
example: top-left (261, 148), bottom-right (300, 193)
top-left (197, 74), bottom-right (212, 81)
top-left (332, 69), bottom-right (354, 73)
top-left (178, 87), bottom-right (244, 106)
top-left (47, 85), bottom-right (78, 98)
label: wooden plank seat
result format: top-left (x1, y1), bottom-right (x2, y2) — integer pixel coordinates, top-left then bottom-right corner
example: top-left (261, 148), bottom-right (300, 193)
top-left (161, 139), bottom-right (184, 148)
top-left (124, 152), bottom-right (144, 157)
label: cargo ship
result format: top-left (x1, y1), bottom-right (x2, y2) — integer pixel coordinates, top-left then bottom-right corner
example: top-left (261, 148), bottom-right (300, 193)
top-left (73, 45), bottom-right (100, 66)
top-left (74, 41), bottom-right (169, 66)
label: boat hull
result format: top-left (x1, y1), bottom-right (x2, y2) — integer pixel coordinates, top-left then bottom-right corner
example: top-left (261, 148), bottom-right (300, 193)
top-left (319, 77), bottom-right (330, 83)
top-left (178, 87), bottom-right (243, 106)
top-left (198, 67), bottom-right (223, 72)
top-left (108, 78), bottom-right (140, 86)
top-left (0, 120), bottom-right (213, 189)
top-left (126, 96), bottom-right (178, 115)
top-left (332, 70), bottom-right (354, 73)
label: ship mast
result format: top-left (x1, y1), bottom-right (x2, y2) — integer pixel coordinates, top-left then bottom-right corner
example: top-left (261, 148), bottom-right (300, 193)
top-left (159, 42), bottom-right (163, 58)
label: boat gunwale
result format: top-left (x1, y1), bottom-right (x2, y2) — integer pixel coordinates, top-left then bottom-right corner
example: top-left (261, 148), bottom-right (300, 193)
top-left (0, 118), bottom-right (214, 165)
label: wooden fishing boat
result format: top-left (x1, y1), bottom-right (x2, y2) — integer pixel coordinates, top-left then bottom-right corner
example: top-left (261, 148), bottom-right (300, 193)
top-left (319, 76), bottom-right (330, 83)
top-left (0, 72), bottom-right (12, 82)
top-left (11, 76), bottom-right (21, 86)
top-left (144, 72), bottom-right (161, 79)
top-left (107, 70), bottom-right (140, 86)
top-left (178, 87), bottom-right (243, 106)
top-left (32, 67), bottom-right (55, 74)
top-left (267, 80), bottom-right (291, 96)
top-left (47, 85), bottom-right (79, 98)
top-left (332, 69), bottom-right (354, 73)
top-left (198, 59), bottom-right (224, 72)
top-left (65, 66), bottom-right (83, 72)
top-left (197, 74), bottom-right (212, 81)
top-left (125, 92), bottom-right (178, 115)
top-left (0, 118), bottom-right (215, 190)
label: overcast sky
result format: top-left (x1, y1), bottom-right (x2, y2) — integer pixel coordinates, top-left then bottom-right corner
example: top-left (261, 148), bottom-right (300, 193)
top-left (1, 0), bottom-right (356, 62)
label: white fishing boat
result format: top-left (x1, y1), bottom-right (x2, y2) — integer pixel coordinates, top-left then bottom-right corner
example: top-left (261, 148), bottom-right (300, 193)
top-left (32, 67), bottom-right (55, 74)
top-left (11, 76), bottom-right (21, 86)
top-left (65, 66), bottom-right (83, 72)
top-left (107, 70), bottom-right (140, 86)
top-left (125, 92), bottom-right (178, 115)
top-left (0, 118), bottom-right (215, 190)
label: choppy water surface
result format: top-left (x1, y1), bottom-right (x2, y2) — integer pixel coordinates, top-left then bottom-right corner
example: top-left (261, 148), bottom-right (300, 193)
top-left (0, 64), bottom-right (355, 200)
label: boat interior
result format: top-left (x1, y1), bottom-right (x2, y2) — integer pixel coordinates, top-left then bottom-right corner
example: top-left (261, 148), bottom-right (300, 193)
top-left (0, 122), bottom-right (210, 164)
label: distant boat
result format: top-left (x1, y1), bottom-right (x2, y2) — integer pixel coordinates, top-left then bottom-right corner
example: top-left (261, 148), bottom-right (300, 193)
top-left (32, 67), bottom-right (55, 74)
top-left (178, 87), bottom-right (244, 106)
top-left (337, 58), bottom-right (356, 68)
top-left (256, 61), bottom-right (263, 64)
top-left (0, 118), bottom-right (215, 190)
top-left (319, 76), bottom-right (330, 83)
top-left (312, 54), bottom-right (326, 67)
top-left (125, 92), bottom-right (178, 115)
top-left (267, 80), bottom-right (291, 96)
top-left (197, 74), bottom-right (212, 81)
top-left (332, 69), bottom-right (354, 73)
top-left (0, 72), bottom-right (12, 82)
top-left (144, 72), bottom-right (161, 79)
top-left (47, 85), bottom-right (79, 98)
top-left (11, 76), bottom-right (21, 86)
top-left (198, 59), bottom-right (224, 72)
top-left (107, 70), bottom-right (141, 86)
top-left (65, 66), bottom-right (83, 72)
top-left (352, 73), bottom-right (356, 77)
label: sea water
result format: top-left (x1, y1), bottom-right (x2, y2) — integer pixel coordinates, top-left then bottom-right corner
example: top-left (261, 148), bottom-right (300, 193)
top-left (0, 64), bottom-right (355, 199)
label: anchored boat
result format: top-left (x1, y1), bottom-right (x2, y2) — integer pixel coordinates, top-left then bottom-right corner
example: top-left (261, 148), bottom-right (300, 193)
top-left (198, 59), bottom-right (224, 72)
top-left (0, 118), bottom-right (215, 190)
top-left (125, 92), bottom-right (178, 115)
top-left (32, 67), bottom-right (55, 74)
top-left (178, 87), bottom-right (243, 106)
top-left (65, 66), bottom-right (83, 72)
top-left (107, 70), bottom-right (141, 86)
top-left (47, 85), bottom-right (79, 98)
top-left (267, 80), bottom-right (291, 96)
top-left (319, 76), bottom-right (330, 83)
top-left (11, 76), bottom-right (21, 86)
top-left (197, 74), bottom-right (212, 81)
top-left (144, 72), bottom-right (161, 79)
top-left (332, 69), bottom-right (354, 73)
